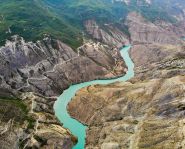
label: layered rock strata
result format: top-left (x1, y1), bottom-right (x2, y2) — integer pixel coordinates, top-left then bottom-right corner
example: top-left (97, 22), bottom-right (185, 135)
top-left (85, 20), bottom-right (129, 48)
top-left (68, 43), bottom-right (185, 149)
top-left (0, 36), bottom-right (126, 97)
top-left (0, 34), bottom-right (127, 149)
top-left (126, 12), bottom-right (183, 45)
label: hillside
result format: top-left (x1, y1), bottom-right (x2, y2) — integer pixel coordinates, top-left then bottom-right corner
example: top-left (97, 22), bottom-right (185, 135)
top-left (0, 0), bottom-right (183, 49)
top-left (0, 0), bottom-right (185, 149)
top-left (0, 0), bottom-right (82, 48)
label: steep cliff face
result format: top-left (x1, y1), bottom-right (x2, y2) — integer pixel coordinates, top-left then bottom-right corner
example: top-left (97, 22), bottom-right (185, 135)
top-left (130, 45), bottom-right (185, 83)
top-left (68, 42), bottom-right (185, 148)
top-left (130, 44), bottom-right (184, 67)
top-left (154, 20), bottom-right (185, 38)
top-left (1, 4), bottom-right (185, 148)
top-left (68, 75), bottom-right (185, 149)
top-left (126, 12), bottom-right (183, 45)
top-left (85, 20), bottom-right (129, 48)
top-left (0, 36), bottom-right (126, 97)
top-left (84, 12), bottom-right (185, 48)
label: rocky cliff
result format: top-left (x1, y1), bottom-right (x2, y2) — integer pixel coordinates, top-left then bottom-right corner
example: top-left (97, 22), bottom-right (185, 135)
top-left (1, 8), bottom-right (185, 149)
top-left (68, 40), bottom-right (185, 148)
top-left (68, 74), bottom-right (185, 149)
top-left (0, 21), bottom-right (129, 148)
top-left (0, 34), bottom-right (127, 149)
top-left (126, 12), bottom-right (183, 45)
top-left (0, 36), bottom-right (126, 97)
top-left (0, 94), bottom-right (76, 149)
top-left (85, 20), bottom-right (129, 48)
top-left (85, 11), bottom-right (185, 48)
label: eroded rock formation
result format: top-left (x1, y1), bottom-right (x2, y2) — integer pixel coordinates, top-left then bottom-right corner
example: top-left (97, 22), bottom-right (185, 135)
top-left (68, 42), bottom-right (185, 148)
top-left (126, 12), bottom-right (183, 45)
top-left (1, 9), bottom-right (185, 149)
top-left (85, 20), bottom-right (129, 48)
top-left (0, 93), bottom-right (76, 149)
top-left (0, 34), bottom-right (127, 148)
top-left (0, 36), bottom-right (126, 97)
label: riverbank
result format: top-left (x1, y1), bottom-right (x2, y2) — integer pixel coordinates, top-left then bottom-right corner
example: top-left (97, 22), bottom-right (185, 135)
top-left (54, 45), bottom-right (134, 149)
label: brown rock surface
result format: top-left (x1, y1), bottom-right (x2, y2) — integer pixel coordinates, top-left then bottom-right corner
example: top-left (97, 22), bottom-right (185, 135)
top-left (0, 35), bottom-right (127, 149)
top-left (126, 12), bottom-right (183, 45)
top-left (130, 44), bottom-right (185, 67)
top-left (68, 75), bottom-right (185, 149)
top-left (0, 93), bottom-right (76, 149)
top-left (68, 43), bottom-right (185, 149)
top-left (85, 20), bottom-right (129, 48)
top-left (0, 36), bottom-right (126, 97)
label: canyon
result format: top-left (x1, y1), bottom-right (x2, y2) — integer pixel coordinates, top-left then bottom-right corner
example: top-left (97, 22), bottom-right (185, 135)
top-left (0, 35), bottom-right (127, 148)
top-left (0, 0), bottom-right (185, 148)
top-left (68, 44), bottom-right (185, 148)
top-left (67, 12), bottom-right (185, 149)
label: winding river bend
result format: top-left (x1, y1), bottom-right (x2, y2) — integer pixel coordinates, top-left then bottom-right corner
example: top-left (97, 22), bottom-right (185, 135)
top-left (54, 45), bottom-right (134, 149)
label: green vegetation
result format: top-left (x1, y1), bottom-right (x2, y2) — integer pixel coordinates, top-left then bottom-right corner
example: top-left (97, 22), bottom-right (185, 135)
top-left (138, 6), bottom-right (176, 23)
top-left (0, 98), bottom-right (28, 113)
top-left (43, 0), bottom-right (129, 24)
top-left (0, 0), bottom-right (82, 49)
top-left (0, 0), bottom-right (177, 48)
top-left (0, 97), bottom-right (35, 129)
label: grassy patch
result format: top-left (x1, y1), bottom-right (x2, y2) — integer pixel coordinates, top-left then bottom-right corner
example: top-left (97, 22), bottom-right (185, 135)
top-left (0, 97), bottom-right (35, 129)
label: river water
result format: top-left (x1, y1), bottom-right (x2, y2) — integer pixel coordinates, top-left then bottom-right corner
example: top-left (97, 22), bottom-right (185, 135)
top-left (54, 45), bottom-right (134, 149)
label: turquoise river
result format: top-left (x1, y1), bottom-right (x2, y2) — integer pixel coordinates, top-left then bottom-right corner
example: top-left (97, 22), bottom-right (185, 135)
top-left (54, 45), bottom-right (134, 149)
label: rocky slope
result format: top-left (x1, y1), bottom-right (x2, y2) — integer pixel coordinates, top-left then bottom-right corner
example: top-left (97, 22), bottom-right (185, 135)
top-left (126, 12), bottom-right (182, 45)
top-left (0, 36), bottom-right (126, 97)
top-left (84, 11), bottom-right (185, 48)
top-left (0, 33), bottom-right (127, 148)
top-left (68, 74), bottom-right (185, 149)
top-left (85, 20), bottom-right (129, 48)
top-left (1, 6), bottom-right (185, 149)
top-left (68, 40), bottom-right (185, 148)
top-left (0, 94), bottom-right (76, 149)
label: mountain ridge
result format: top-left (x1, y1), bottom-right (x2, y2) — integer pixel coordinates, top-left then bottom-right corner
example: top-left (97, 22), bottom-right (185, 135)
top-left (0, 1), bottom-right (185, 148)
top-left (1, 0), bottom-right (184, 49)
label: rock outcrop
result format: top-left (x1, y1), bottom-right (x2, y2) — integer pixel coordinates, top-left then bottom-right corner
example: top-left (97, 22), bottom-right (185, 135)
top-left (68, 74), bottom-right (185, 149)
top-left (130, 44), bottom-right (184, 67)
top-left (0, 93), bottom-right (76, 149)
top-left (126, 12), bottom-right (183, 45)
top-left (85, 20), bottom-right (129, 48)
top-left (68, 42), bottom-right (185, 148)
top-left (0, 35), bottom-right (127, 149)
top-left (0, 32), bottom-right (129, 148)
top-left (0, 36), bottom-right (126, 97)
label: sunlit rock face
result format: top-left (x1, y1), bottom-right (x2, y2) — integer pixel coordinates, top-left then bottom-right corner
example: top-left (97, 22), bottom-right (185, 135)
top-left (126, 12), bottom-right (183, 45)
top-left (68, 41), bottom-right (185, 149)
top-left (68, 75), bottom-right (185, 149)
top-left (84, 20), bottom-right (129, 48)
top-left (0, 93), bottom-right (77, 149)
top-left (0, 36), bottom-right (126, 97)
top-left (0, 34), bottom-right (128, 148)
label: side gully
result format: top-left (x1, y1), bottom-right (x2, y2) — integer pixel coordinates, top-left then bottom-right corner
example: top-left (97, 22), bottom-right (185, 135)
top-left (54, 45), bottom-right (134, 149)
